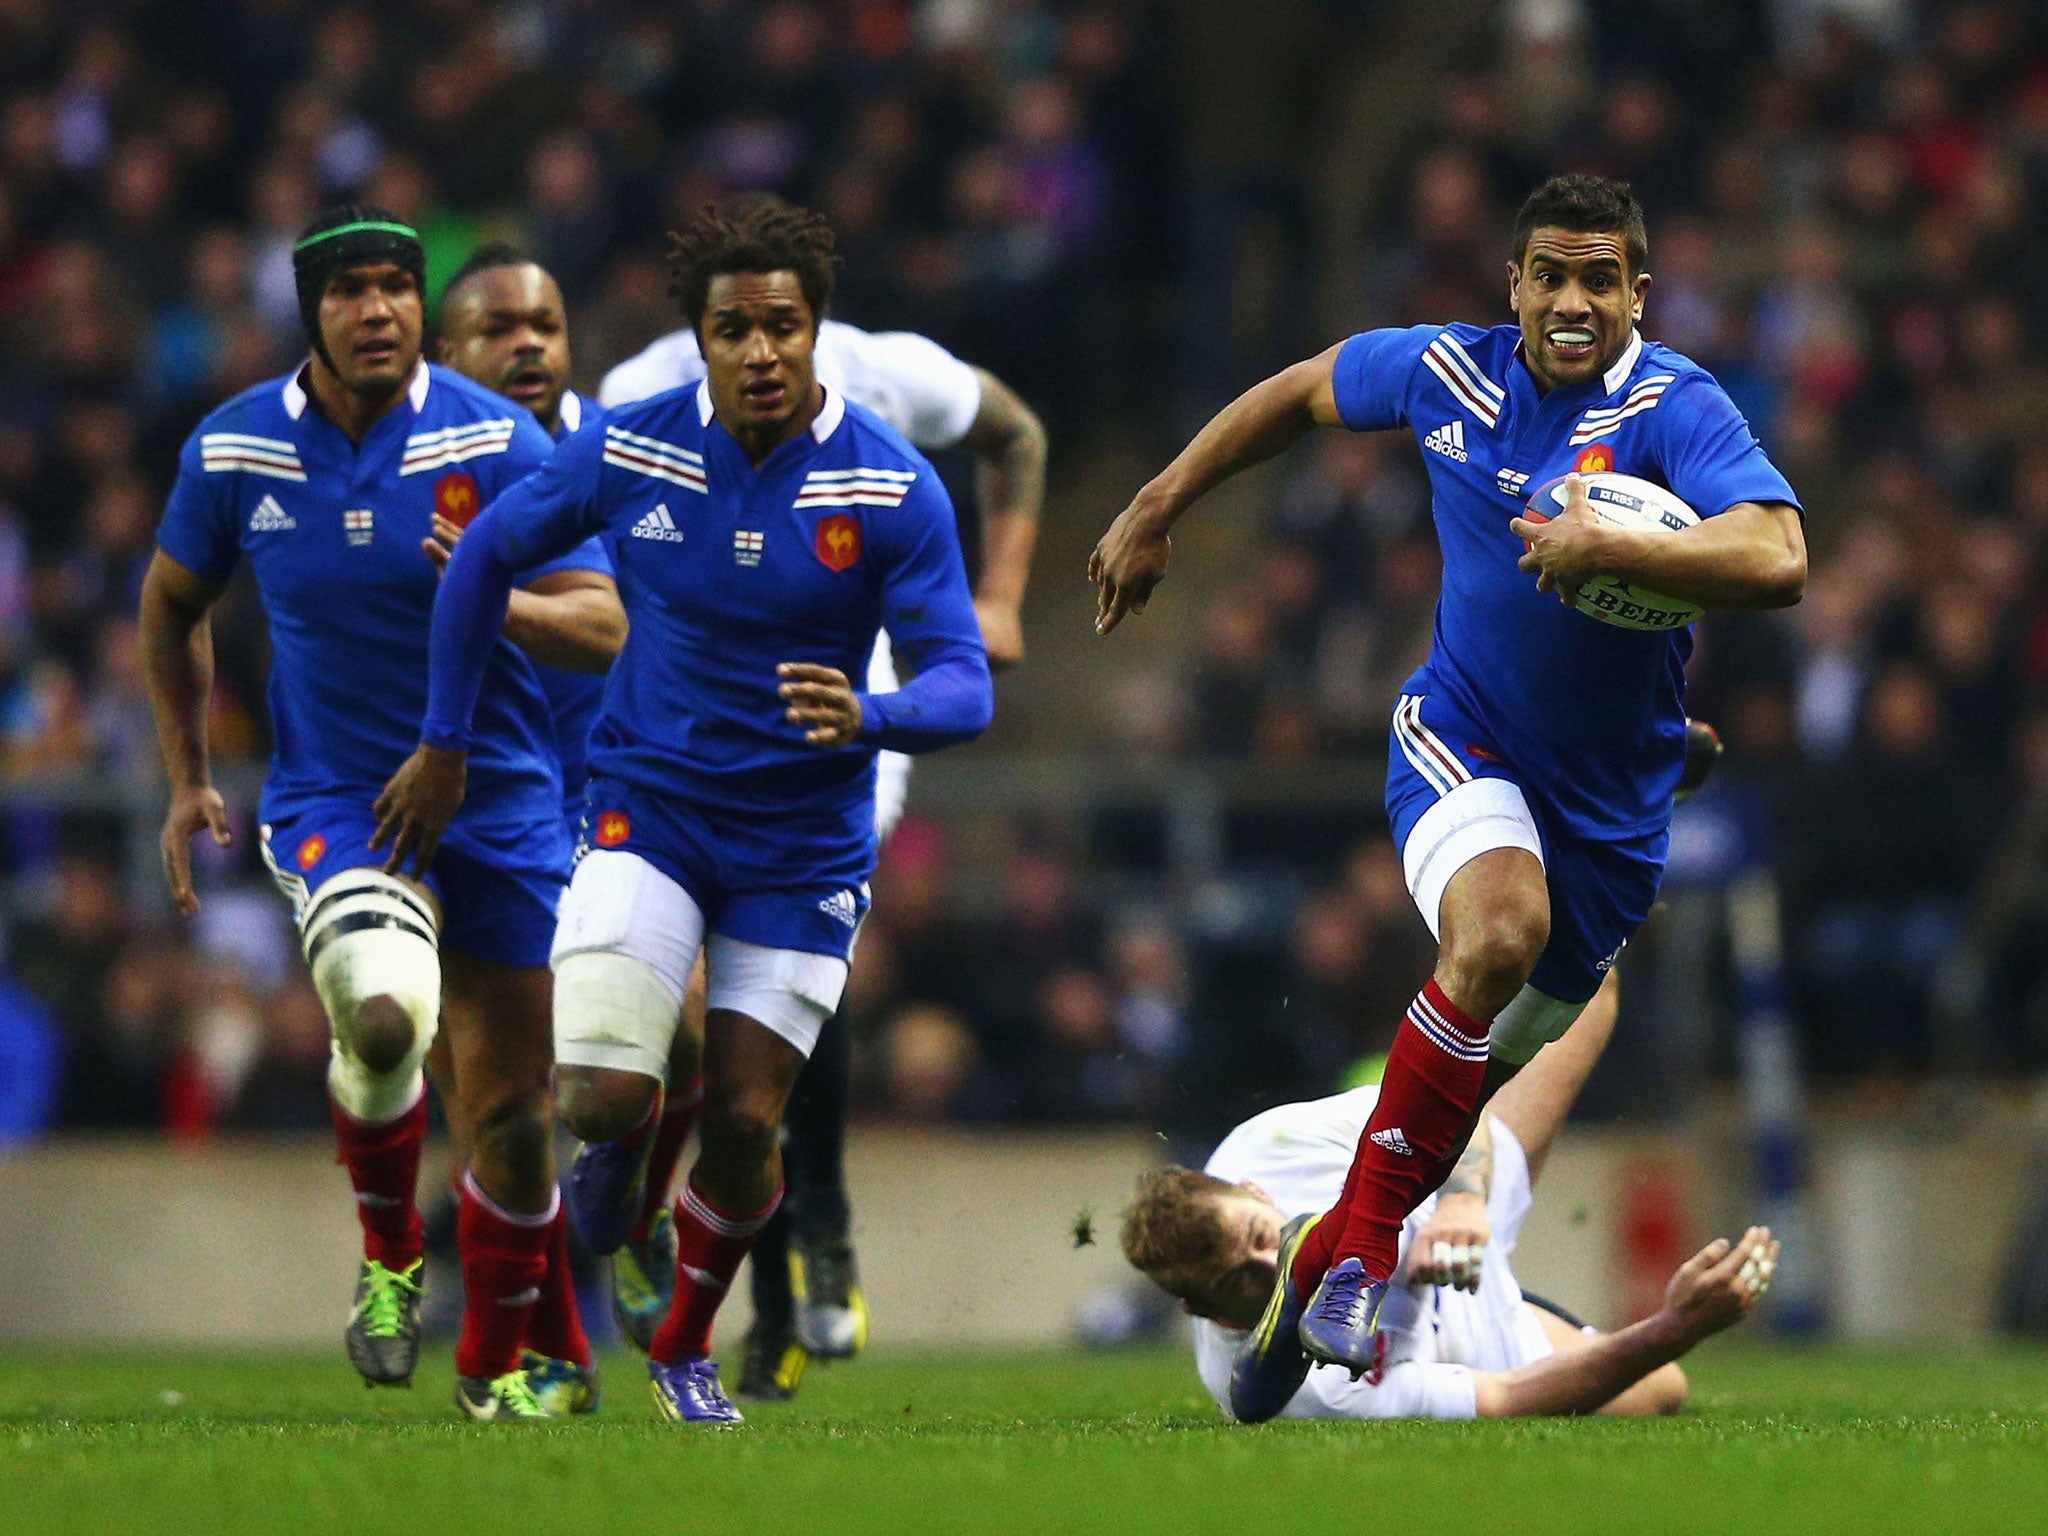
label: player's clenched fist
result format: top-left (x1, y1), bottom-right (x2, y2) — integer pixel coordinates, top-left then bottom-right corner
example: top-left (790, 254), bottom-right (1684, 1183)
top-left (1090, 499), bottom-right (1172, 635)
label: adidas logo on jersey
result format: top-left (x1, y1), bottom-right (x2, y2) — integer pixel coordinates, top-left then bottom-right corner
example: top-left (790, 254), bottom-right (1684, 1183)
top-left (248, 494), bottom-right (297, 532)
top-left (733, 529), bottom-right (765, 567)
top-left (630, 504), bottom-right (684, 542)
top-left (1424, 421), bottom-right (1469, 462)
top-left (817, 889), bottom-right (859, 928)
top-left (1369, 1127), bottom-right (1415, 1157)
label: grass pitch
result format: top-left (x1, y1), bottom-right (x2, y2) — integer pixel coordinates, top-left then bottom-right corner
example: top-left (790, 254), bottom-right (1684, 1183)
top-left (5, 1343), bottom-right (2047, 1536)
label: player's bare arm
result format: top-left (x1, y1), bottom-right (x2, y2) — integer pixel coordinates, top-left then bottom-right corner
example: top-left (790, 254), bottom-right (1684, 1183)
top-left (1407, 1118), bottom-right (1492, 1293)
top-left (777, 662), bottom-right (863, 748)
top-left (961, 367), bottom-right (1047, 668)
top-left (1091, 342), bottom-right (1347, 634)
top-left (1471, 1227), bottom-right (1779, 1417)
top-left (422, 516), bottom-right (625, 672)
top-left (1511, 475), bottom-right (1805, 611)
top-left (138, 549), bottom-right (233, 915)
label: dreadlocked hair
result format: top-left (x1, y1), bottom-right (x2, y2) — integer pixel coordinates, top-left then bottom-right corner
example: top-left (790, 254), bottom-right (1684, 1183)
top-left (1119, 1165), bottom-right (1241, 1302)
top-left (666, 193), bottom-right (839, 337)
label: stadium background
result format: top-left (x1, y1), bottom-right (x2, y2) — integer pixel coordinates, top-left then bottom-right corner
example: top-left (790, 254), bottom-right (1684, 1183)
top-left (3, 0), bottom-right (2048, 1348)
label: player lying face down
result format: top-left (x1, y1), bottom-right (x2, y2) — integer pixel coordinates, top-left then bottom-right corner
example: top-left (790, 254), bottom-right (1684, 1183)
top-left (1122, 977), bottom-right (1780, 1421)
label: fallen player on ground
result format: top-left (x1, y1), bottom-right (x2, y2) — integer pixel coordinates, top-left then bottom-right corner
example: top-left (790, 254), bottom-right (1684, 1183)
top-left (1121, 974), bottom-right (1778, 1420)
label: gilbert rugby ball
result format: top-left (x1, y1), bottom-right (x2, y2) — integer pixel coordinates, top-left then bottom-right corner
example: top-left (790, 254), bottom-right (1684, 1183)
top-left (1522, 473), bottom-right (1703, 632)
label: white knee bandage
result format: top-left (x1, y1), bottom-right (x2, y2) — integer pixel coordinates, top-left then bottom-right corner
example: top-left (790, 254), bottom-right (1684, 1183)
top-left (1488, 984), bottom-right (1589, 1066)
top-left (553, 950), bottom-right (682, 1081)
top-left (300, 869), bottom-right (441, 1121)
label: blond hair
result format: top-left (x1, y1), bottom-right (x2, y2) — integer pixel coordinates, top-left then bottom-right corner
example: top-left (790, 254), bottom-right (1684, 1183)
top-left (1119, 1165), bottom-right (1240, 1301)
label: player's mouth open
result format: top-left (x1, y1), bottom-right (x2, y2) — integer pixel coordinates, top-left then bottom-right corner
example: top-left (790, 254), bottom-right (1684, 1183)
top-left (743, 378), bottom-right (787, 409)
top-left (503, 367), bottom-right (551, 401)
top-left (356, 340), bottom-right (399, 365)
top-left (1547, 329), bottom-right (1596, 361)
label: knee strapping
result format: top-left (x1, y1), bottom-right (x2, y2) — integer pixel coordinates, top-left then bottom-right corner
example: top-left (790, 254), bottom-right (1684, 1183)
top-left (302, 869), bottom-right (440, 1116)
top-left (1488, 984), bottom-right (1588, 1065)
top-left (553, 950), bottom-right (681, 1081)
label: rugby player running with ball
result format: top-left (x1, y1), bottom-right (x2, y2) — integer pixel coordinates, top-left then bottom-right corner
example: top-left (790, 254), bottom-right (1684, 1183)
top-left (1091, 174), bottom-right (1804, 1419)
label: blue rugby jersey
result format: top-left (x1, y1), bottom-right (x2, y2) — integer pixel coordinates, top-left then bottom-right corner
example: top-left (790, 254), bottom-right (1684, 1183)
top-left (1332, 323), bottom-right (1799, 838)
top-left (156, 361), bottom-right (612, 830)
top-left (421, 382), bottom-right (991, 838)
top-left (533, 388), bottom-right (607, 823)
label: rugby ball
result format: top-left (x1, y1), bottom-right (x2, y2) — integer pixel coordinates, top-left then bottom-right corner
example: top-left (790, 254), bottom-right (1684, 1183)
top-left (1521, 472), bottom-right (1703, 632)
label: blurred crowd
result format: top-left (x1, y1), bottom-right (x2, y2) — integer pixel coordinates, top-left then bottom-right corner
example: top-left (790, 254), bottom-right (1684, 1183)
top-left (0, 0), bottom-right (1177, 1138)
top-left (7, 0), bottom-right (2048, 1139)
top-left (1101, 1), bottom-right (2048, 1083)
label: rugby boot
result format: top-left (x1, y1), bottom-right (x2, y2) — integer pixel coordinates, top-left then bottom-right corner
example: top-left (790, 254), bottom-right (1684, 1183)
top-left (609, 1205), bottom-right (678, 1354)
top-left (344, 1257), bottom-right (424, 1387)
top-left (793, 1237), bottom-right (869, 1359)
top-left (1675, 717), bottom-right (1723, 804)
top-left (567, 1136), bottom-right (649, 1258)
top-left (648, 1356), bottom-right (745, 1426)
top-left (455, 1368), bottom-right (553, 1422)
top-left (520, 1349), bottom-right (600, 1415)
top-left (736, 1321), bottom-right (808, 1403)
top-left (1298, 1256), bottom-right (1392, 1381)
top-left (1226, 1213), bottom-right (1319, 1423)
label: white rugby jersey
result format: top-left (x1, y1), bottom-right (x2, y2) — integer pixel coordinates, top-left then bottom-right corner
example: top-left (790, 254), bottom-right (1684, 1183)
top-left (599, 319), bottom-right (983, 451)
top-left (1191, 1087), bottom-right (1553, 1421)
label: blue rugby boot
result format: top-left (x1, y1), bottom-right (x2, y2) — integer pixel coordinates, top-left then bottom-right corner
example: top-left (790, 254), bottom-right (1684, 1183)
top-left (648, 1356), bottom-right (746, 1426)
top-left (1227, 1213), bottom-right (1319, 1423)
top-left (567, 1135), bottom-right (649, 1258)
top-left (1298, 1256), bottom-right (1391, 1380)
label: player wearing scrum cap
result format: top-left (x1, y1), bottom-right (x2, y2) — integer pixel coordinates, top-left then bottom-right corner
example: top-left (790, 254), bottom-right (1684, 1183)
top-left (597, 203), bottom-right (1047, 1395)
top-left (1122, 974), bottom-right (1780, 1422)
top-left (1092, 173), bottom-right (1804, 1412)
top-left (141, 205), bottom-right (625, 1421)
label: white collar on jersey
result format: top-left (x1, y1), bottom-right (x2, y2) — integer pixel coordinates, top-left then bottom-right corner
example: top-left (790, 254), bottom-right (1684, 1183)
top-left (280, 357), bottom-right (430, 419)
top-left (558, 389), bottom-right (583, 434)
top-left (1602, 330), bottom-right (1643, 396)
top-left (694, 378), bottom-right (846, 443)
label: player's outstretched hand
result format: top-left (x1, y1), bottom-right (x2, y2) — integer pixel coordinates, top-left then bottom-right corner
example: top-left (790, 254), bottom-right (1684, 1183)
top-left (1406, 1191), bottom-right (1490, 1293)
top-left (420, 513), bottom-right (465, 577)
top-left (778, 662), bottom-right (863, 749)
top-left (371, 744), bottom-right (469, 877)
top-left (1090, 499), bottom-right (1171, 635)
top-left (974, 595), bottom-right (1026, 669)
top-left (1510, 473), bottom-right (1609, 608)
top-left (159, 782), bottom-right (232, 917)
top-left (1662, 1225), bottom-right (1778, 1344)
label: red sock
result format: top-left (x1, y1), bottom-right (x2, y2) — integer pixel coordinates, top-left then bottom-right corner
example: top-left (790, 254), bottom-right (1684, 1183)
top-left (1292, 979), bottom-right (1491, 1288)
top-left (455, 1169), bottom-right (554, 1381)
top-left (328, 1088), bottom-right (427, 1271)
top-left (647, 1177), bottom-right (781, 1364)
top-left (522, 1194), bottom-right (592, 1369)
top-left (632, 1077), bottom-right (703, 1242)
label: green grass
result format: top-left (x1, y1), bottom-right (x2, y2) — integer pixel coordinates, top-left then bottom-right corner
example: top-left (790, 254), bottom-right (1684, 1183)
top-left (5, 1343), bottom-right (2048, 1535)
